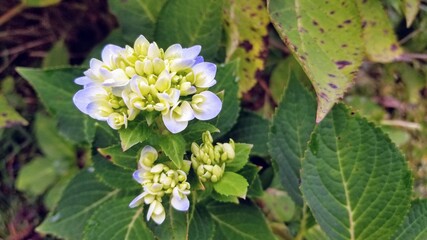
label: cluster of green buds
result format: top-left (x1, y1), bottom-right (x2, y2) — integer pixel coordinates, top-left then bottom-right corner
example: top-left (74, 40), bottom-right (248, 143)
top-left (190, 131), bottom-right (235, 183)
top-left (129, 146), bottom-right (191, 224)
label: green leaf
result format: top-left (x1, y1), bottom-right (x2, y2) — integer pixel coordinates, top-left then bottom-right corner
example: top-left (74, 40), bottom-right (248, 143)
top-left (119, 121), bottom-right (149, 151)
top-left (16, 157), bottom-right (57, 196)
top-left (268, 0), bottom-right (364, 122)
top-left (270, 56), bottom-right (308, 103)
top-left (238, 164), bottom-right (263, 198)
top-left (157, 133), bottom-right (185, 169)
top-left (392, 199), bottom-right (427, 240)
top-left (209, 61), bottom-right (240, 137)
top-left (182, 122), bottom-right (219, 148)
top-left (34, 113), bottom-right (75, 163)
top-left (108, 0), bottom-right (167, 42)
top-left (37, 170), bottom-right (120, 240)
top-left (211, 191), bottom-right (239, 204)
top-left (188, 205), bottom-right (216, 240)
top-left (301, 104), bottom-right (412, 240)
top-left (0, 94), bottom-right (28, 128)
top-left (17, 67), bottom-right (96, 143)
top-left (403, 0), bottom-right (420, 28)
top-left (225, 143), bottom-right (252, 172)
top-left (93, 155), bottom-right (139, 190)
top-left (356, 0), bottom-right (403, 62)
top-left (227, 111), bottom-right (269, 157)
top-left (84, 197), bottom-right (154, 240)
top-left (22, 0), bottom-right (61, 7)
top-left (260, 189), bottom-right (295, 222)
top-left (98, 144), bottom-right (138, 170)
top-left (305, 225), bottom-right (329, 240)
top-left (149, 201), bottom-right (189, 240)
top-left (269, 73), bottom-right (316, 206)
top-left (42, 40), bottom-right (69, 68)
top-left (223, 0), bottom-right (269, 93)
top-left (213, 172), bottom-right (248, 198)
top-left (44, 173), bottom-right (75, 210)
top-left (93, 122), bottom-right (120, 148)
top-left (155, 0), bottom-right (223, 60)
top-left (207, 202), bottom-right (276, 240)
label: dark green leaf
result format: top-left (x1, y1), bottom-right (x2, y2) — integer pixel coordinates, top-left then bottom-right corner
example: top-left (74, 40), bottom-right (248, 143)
top-left (227, 111), bottom-right (269, 157)
top-left (93, 155), bottom-right (139, 190)
top-left (207, 202), bottom-right (276, 240)
top-left (301, 104), bottom-right (412, 240)
top-left (17, 67), bottom-right (96, 143)
top-left (392, 199), bottom-right (427, 240)
top-left (108, 0), bottom-right (167, 42)
top-left (149, 201), bottom-right (189, 240)
top-left (269, 74), bottom-right (316, 206)
top-left (42, 40), bottom-right (69, 68)
top-left (119, 121), bottom-right (149, 151)
top-left (238, 164), bottom-right (263, 198)
top-left (37, 170), bottom-right (120, 240)
top-left (182, 122), bottom-right (219, 148)
top-left (98, 144), bottom-right (138, 170)
top-left (188, 205), bottom-right (215, 240)
top-left (84, 197), bottom-right (154, 240)
top-left (209, 61), bottom-right (240, 137)
top-left (155, 0), bottom-right (223, 59)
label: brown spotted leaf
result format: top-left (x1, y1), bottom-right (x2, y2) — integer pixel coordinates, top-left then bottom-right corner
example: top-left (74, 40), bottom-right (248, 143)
top-left (224, 0), bottom-right (269, 94)
top-left (403, 0), bottom-right (420, 28)
top-left (268, 0), bottom-right (364, 122)
top-left (0, 94), bottom-right (28, 128)
top-left (356, 0), bottom-right (403, 62)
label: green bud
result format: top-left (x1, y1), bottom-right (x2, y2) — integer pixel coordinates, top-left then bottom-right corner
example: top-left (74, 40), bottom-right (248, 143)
top-left (203, 131), bottom-right (213, 144)
top-left (191, 142), bottom-right (200, 156)
top-left (197, 165), bottom-right (205, 176)
top-left (222, 143), bottom-right (235, 160)
top-left (212, 165), bottom-right (223, 178)
top-left (211, 175), bottom-right (218, 183)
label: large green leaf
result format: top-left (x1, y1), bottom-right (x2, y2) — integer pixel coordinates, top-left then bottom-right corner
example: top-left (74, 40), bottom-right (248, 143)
top-left (207, 202), bottom-right (276, 240)
top-left (108, 0), bottom-right (167, 42)
top-left (16, 157), bottom-right (57, 196)
top-left (0, 94), bottom-right (28, 128)
top-left (209, 61), bottom-right (240, 137)
top-left (17, 67), bottom-right (96, 143)
top-left (392, 199), bottom-right (427, 240)
top-left (98, 144), bottom-right (138, 170)
top-left (92, 155), bottom-right (139, 190)
top-left (155, 0), bottom-right (223, 59)
top-left (227, 111), bottom-right (269, 157)
top-left (84, 197), bottom-right (154, 240)
top-left (224, 0), bottom-right (269, 93)
top-left (149, 201), bottom-right (189, 240)
top-left (268, 0), bottom-right (364, 122)
top-left (301, 104), bottom-right (412, 240)
top-left (356, 0), bottom-right (403, 62)
top-left (188, 205), bottom-right (215, 240)
top-left (225, 143), bottom-right (252, 172)
top-left (269, 73), bottom-right (316, 206)
top-left (37, 170), bottom-right (120, 240)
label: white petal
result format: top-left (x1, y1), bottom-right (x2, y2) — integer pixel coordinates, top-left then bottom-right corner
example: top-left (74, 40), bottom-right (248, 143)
top-left (129, 192), bottom-right (148, 208)
top-left (89, 58), bottom-right (104, 69)
top-left (102, 69), bottom-right (129, 87)
top-left (148, 42), bottom-right (161, 59)
top-left (162, 112), bottom-right (188, 134)
top-left (182, 45), bottom-right (201, 59)
top-left (73, 86), bottom-right (108, 114)
top-left (155, 70), bottom-right (171, 92)
top-left (192, 91), bottom-right (222, 120)
top-left (146, 201), bottom-right (157, 221)
top-left (134, 35), bottom-right (149, 50)
top-left (102, 44), bottom-right (122, 67)
top-left (86, 100), bottom-right (112, 120)
top-left (193, 62), bottom-right (217, 88)
top-left (151, 210), bottom-right (166, 224)
top-left (74, 76), bottom-right (92, 85)
top-left (132, 170), bottom-right (142, 183)
top-left (177, 101), bottom-right (194, 122)
top-left (194, 56), bottom-right (204, 65)
top-left (170, 59), bottom-right (195, 72)
top-left (164, 44), bottom-right (182, 59)
top-left (139, 145), bottom-right (158, 168)
top-left (171, 188), bottom-right (190, 211)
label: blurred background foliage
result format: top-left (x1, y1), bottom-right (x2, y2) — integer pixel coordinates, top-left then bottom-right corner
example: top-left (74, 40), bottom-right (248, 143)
top-left (0, 0), bottom-right (426, 239)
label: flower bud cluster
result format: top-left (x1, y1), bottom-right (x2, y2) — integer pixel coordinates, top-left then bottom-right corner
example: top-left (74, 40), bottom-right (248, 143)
top-left (190, 131), bottom-right (235, 183)
top-left (129, 146), bottom-right (190, 224)
top-left (73, 35), bottom-right (222, 133)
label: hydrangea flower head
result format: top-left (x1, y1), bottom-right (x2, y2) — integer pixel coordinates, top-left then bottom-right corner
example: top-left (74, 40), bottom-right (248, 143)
top-left (73, 35), bottom-right (222, 133)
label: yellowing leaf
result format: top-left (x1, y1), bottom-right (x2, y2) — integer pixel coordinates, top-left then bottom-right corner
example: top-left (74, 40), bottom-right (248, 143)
top-left (268, 0), bottom-right (364, 122)
top-left (0, 94), bottom-right (28, 128)
top-left (403, 0), bottom-right (420, 28)
top-left (356, 0), bottom-right (403, 62)
top-left (224, 0), bottom-right (269, 94)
